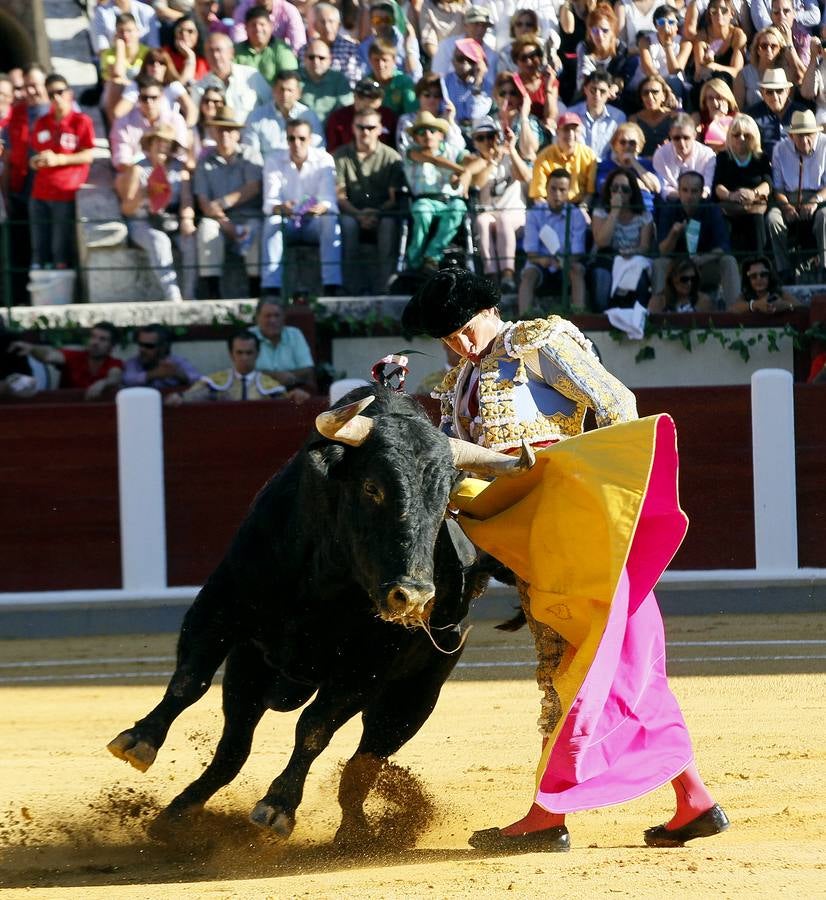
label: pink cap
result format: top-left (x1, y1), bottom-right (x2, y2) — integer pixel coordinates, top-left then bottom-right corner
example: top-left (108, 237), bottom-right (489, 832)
top-left (557, 112), bottom-right (583, 129)
top-left (455, 38), bottom-right (486, 65)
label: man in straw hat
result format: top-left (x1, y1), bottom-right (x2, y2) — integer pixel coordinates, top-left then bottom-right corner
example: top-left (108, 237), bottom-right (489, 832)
top-left (767, 108), bottom-right (826, 281)
top-left (745, 67), bottom-right (809, 159)
top-left (193, 105), bottom-right (263, 298)
top-left (402, 108), bottom-right (477, 272)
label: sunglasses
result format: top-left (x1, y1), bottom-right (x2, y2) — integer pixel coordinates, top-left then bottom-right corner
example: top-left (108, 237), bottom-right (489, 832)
top-left (611, 183), bottom-right (631, 193)
top-left (617, 138), bottom-right (638, 147)
top-left (642, 87), bottom-right (662, 95)
top-left (748, 270), bottom-right (771, 278)
top-left (306, 54), bottom-right (330, 61)
top-left (138, 341), bottom-right (160, 349)
top-left (655, 17), bottom-right (677, 26)
top-left (48, 87), bottom-right (68, 98)
top-left (519, 50), bottom-right (543, 61)
top-left (670, 133), bottom-right (692, 141)
top-left (677, 274), bottom-right (698, 284)
top-left (709, 6), bottom-right (730, 13)
top-left (763, 87), bottom-right (785, 94)
top-left (139, 93), bottom-right (161, 101)
top-left (474, 133), bottom-right (497, 142)
top-left (355, 123), bottom-right (378, 131)
top-left (415, 126), bottom-right (441, 135)
top-left (420, 91), bottom-right (441, 98)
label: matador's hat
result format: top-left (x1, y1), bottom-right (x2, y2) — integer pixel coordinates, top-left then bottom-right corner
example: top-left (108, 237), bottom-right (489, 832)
top-left (402, 267), bottom-right (500, 339)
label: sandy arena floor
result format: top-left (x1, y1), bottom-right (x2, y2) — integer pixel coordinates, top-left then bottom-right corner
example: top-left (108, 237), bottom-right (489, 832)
top-left (1, 612), bottom-right (825, 899)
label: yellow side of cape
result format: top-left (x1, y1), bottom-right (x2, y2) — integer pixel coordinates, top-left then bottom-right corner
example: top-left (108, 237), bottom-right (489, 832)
top-left (452, 416), bottom-right (667, 785)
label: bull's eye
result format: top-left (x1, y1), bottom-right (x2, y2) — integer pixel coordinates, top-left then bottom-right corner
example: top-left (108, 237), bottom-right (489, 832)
top-left (363, 480), bottom-right (383, 502)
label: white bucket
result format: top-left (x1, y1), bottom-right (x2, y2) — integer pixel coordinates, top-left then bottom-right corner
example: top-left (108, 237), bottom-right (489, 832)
top-left (27, 269), bottom-right (76, 306)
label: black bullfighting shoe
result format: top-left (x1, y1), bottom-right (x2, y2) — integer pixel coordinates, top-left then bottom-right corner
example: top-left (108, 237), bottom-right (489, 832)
top-left (468, 825), bottom-right (570, 854)
top-left (644, 804), bottom-right (730, 847)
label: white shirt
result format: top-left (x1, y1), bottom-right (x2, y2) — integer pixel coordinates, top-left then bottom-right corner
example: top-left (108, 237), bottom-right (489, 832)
top-left (191, 64), bottom-right (270, 124)
top-left (263, 146), bottom-right (339, 218)
top-left (771, 133), bottom-right (826, 195)
top-left (652, 140), bottom-right (717, 197)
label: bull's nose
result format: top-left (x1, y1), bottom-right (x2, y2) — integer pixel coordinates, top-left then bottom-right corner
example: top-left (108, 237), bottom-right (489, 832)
top-left (382, 580), bottom-right (435, 617)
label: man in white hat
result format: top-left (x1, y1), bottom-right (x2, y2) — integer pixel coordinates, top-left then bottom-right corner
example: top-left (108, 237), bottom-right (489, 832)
top-left (745, 67), bottom-right (810, 159)
top-left (767, 108), bottom-right (826, 280)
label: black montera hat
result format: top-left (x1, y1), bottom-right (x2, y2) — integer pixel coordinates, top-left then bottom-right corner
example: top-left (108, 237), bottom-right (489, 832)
top-left (402, 268), bottom-right (500, 339)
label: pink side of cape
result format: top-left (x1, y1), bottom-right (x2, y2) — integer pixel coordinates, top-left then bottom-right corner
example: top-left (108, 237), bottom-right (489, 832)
top-left (535, 416), bottom-right (694, 813)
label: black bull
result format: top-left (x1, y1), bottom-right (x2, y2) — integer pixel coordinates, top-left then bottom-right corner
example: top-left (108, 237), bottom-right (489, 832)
top-left (107, 385), bottom-right (531, 842)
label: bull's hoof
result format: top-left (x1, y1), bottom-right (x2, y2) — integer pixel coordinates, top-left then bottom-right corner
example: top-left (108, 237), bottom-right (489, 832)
top-left (107, 730), bottom-right (158, 773)
top-left (249, 800), bottom-right (295, 837)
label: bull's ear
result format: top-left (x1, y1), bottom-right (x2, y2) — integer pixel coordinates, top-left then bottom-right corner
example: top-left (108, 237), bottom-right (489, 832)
top-left (316, 395), bottom-right (376, 447)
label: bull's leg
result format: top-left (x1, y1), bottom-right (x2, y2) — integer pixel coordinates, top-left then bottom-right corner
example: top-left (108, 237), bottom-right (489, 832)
top-left (107, 570), bottom-right (238, 772)
top-left (249, 684), bottom-right (372, 838)
top-left (336, 655), bottom-right (461, 845)
top-left (158, 646), bottom-right (268, 822)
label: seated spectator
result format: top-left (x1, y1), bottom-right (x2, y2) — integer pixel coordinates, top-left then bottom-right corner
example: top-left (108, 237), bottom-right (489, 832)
top-left (589, 168), bottom-right (654, 311)
top-left (418, 0), bottom-right (469, 62)
top-left (575, 3), bottom-right (633, 102)
top-left (529, 111), bottom-right (597, 207)
top-left (123, 323), bottom-right (200, 387)
top-left (101, 13), bottom-right (151, 115)
top-left (300, 3), bottom-right (364, 89)
top-left (712, 113), bottom-right (772, 255)
top-left (629, 74), bottom-right (679, 158)
top-left (251, 297), bottom-right (316, 393)
top-left (637, 6), bottom-right (692, 110)
top-left (510, 35), bottom-right (559, 134)
top-left (28, 74), bottom-right (95, 274)
top-left (366, 39), bottom-right (418, 118)
top-left (691, 0), bottom-right (746, 107)
top-left (766, 110), bottom-right (826, 282)
top-left (469, 116), bottom-right (530, 293)
top-left (652, 170), bottom-right (741, 309)
top-left (168, 330), bottom-right (287, 403)
top-left (108, 48), bottom-right (198, 125)
top-left (695, 78), bottom-right (739, 151)
top-left (230, 0), bottom-right (306, 52)
top-left (111, 75), bottom-right (190, 181)
top-left (243, 70), bottom-right (325, 156)
top-left (570, 70), bottom-right (626, 160)
top-left (0, 321), bottom-right (47, 399)
top-left (684, 0), bottom-right (752, 40)
top-left (193, 85), bottom-right (224, 159)
top-left (648, 258), bottom-right (714, 312)
top-left (325, 77), bottom-right (397, 153)
top-left (729, 253), bottom-right (800, 314)
top-left (234, 5), bottom-right (298, 83)
top-left (335, 107), bottom-right (404, 294)
top-left (800, 36), bottom-right (826, 126)
top-left (596, 122), bottom-right (661, 212)
top-left (120, 123), bottom-right (197, 301)
top-left (517, 167), bottom-right (587, 312)
top-left (10, 321), bottom-right (123, 400)
top-left (299, 39), bottom-right (354, 124)
top-left (193, 106), bottom-right (263, 298)
top-left (489, 71), bottom-right (543, 161)
top-left (652, 112), bottom-right (717, 199)
top-left (91, 0), bottom-right (159, 59)
top-left (261, 118), bottom-right (342, 294)
top-left (749, 0), bottom-right (820, 33)
top-left (746, 68), bottom-right (809, 161)
top-left (163, 15), bottom-right (210, 87)
top-left (431, 6), bottom-right (497, 78)
top-left (443, 37), bottom-right (494, 138)
top-left (734, 26), bottom-right (789, 111)
top-left (396, 72), bottom-right (465, 154)
top-left (357, 0), bottom-right (422, 83)
top-left (495, 8), bottom-right (540, 75)
top-left (191, 32), bottom-right (270, 123)
top-left (402, 110), bottom-right (472, 272)
top-left (767, 0), bottom-right (810, 79)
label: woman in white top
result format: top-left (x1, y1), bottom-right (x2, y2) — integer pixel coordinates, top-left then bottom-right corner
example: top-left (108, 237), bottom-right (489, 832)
top-left (637, 4), bottom-right (693, 105)
top-left (468, 116), bottom-right (532, 292)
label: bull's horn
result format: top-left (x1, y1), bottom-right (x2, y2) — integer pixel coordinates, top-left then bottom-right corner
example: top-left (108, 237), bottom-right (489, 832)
top-left (316, 395), bottom-right (376, 447)
top-left (449, 438), bottom-right (536, 477)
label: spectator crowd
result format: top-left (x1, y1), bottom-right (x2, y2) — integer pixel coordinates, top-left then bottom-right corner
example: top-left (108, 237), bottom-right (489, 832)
top-left (1, 0), bottom-right (826, 313)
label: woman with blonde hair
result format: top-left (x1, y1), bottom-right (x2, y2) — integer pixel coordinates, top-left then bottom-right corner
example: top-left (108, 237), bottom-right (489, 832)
top-left (696, 77), bottom-right (738, 151)
top-left (630, 74), bottom-right (679, 157)
top-left (711, 113), bottom-right (772, 254)
top-left (733, 26), bottom-right (788, 110)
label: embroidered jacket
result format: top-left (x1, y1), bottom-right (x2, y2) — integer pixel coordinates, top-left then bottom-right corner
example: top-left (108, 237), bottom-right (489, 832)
top-left (182, 368), bottom-right (286, 402)
top-left (432, 317), bottom-right (638, 451)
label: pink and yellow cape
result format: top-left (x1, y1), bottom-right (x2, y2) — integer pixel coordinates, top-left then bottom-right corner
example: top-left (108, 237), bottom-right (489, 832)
top-left (452, 415), bottom-right (693, 812)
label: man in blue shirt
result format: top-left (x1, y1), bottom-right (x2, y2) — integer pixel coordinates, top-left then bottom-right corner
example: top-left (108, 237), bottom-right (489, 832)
top-left (518, 168), bottom-right (587, 313)
top-left (569, 71), bottom-right (626, 161)
top-left (250, 298), bottom-right (315, 396)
